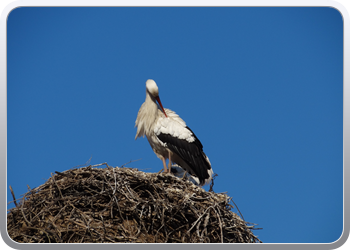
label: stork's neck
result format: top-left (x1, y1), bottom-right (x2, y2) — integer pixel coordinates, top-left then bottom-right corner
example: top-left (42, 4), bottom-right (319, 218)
top-left (142, 91), bottom-right (159, 125)
top-left (145, 91), bottom-right (158, 111)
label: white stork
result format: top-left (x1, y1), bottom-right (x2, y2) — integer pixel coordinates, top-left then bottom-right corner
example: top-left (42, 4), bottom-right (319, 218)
top-left (135, 79), bottom-right (213, 186)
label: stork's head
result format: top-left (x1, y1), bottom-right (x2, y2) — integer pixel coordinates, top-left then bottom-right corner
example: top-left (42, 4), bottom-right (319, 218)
top-left (146, 79), bottom-right (159, 97)
top-left (145, 79), bottom-right (167, 117)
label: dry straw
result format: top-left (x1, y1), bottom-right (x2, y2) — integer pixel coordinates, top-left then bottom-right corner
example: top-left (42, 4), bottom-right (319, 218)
top-left (7, 163), bottom-right (262, 243)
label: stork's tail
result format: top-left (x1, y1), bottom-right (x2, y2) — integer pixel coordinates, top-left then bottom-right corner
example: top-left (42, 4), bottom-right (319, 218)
top-left (199, 154), bottom-right (213, 186)
top-left (171, 155), bottom-right (214, 187)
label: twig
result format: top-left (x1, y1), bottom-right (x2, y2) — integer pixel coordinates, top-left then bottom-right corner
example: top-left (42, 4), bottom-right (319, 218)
top-left (120, 159), bottom-right (141, 168)
top-left (230, 198), bottom-right (245, 222)
top-left (213, 206), bottom-right (224, 243)
top-left (51, 173), bottom-right (63, 199)
top-left (187, 206), bottom-right (212, 234)
top-left (209, 173), bottom-right (218, 192)
top-left (9, 185), bottom-right (17, 207)
top-left (74, 155), bottom-right (93, 168)
top-left (20, 194), bottom-right (32, 226)
top-left (90, 162), bottom-right (109, 168)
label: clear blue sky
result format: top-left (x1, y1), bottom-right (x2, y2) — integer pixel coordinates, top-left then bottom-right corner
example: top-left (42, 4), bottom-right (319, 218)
top-left (7, 7), bottom-right (343, 243)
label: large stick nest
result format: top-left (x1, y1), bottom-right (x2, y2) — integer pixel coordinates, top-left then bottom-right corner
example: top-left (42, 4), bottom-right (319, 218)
top-left (7, 163), bottom-right (262, 243)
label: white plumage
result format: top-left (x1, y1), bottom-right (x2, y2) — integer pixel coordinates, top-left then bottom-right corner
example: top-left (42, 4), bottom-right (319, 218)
top-left (135, 79), bottom-right (213, 186)
top-left (171, 164), bottom-right (200, 185)
top-left (155, 109), bottom-right (195, 142)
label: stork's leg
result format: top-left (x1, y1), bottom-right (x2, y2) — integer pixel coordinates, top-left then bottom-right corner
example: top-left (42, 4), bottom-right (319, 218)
top-left (167, 151), bottom-right (172, 174)
top-left (162, 157), bottom-right (168, 173)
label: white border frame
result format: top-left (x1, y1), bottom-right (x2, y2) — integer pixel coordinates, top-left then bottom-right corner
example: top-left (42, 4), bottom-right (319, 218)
top-left (1, 1), bottom-right (348, 249)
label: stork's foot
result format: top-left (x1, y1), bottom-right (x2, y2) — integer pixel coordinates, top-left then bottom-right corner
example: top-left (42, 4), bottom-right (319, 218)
top-left (161, 158), bottom-right (170, 174)
top-left (181, 170), bottom-right (188, 180)
top-left (158, 168), bottom-right (172, 174)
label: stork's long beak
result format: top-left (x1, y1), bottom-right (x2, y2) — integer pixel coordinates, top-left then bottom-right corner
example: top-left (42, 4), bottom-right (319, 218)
top-left (155, 96), bottom-right (168, 117)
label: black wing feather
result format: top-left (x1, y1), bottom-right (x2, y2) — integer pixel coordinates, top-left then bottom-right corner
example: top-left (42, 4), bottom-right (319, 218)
top-left (157, 126), bottom-right (211, 184)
